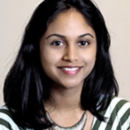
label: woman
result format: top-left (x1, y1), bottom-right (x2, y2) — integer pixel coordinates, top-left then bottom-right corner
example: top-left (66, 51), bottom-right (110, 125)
top-left (0, 0), bottom-right (130, 130)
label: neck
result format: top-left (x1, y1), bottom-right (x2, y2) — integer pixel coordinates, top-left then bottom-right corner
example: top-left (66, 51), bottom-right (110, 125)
top-left (45, 83), bottom-right (83, 113)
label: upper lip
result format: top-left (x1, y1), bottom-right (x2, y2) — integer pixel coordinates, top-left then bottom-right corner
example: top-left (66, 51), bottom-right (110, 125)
top-left (57, 66), bottom-right (83, 68)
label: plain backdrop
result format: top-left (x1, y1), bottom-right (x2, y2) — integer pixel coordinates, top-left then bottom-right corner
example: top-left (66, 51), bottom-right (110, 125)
top-left (0, 0), bottom-right (130, 106)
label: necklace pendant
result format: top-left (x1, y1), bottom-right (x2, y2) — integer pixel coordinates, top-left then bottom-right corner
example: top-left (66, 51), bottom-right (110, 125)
top-left (47, 112), bottom-right (87, 130)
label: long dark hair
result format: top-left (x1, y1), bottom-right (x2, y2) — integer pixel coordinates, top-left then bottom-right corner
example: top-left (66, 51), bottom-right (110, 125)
top-left (3, 0), bottom-right (119, 129)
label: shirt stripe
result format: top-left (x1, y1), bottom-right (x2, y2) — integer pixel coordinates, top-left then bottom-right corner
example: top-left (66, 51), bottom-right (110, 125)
top-left (0, 113), bottom-right (20, 130)
top-left (0, 97), bottom-right (129, 130)
top-left (111, 102), bottom-right (130, 130)
top-left (95, 97), bottom-right (124, 130)
top-left (0, 124), bottom-right (10, 130)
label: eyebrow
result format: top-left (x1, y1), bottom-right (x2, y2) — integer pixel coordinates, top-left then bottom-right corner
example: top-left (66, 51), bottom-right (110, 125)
top-left (46, 33), bottom-right (94, 39)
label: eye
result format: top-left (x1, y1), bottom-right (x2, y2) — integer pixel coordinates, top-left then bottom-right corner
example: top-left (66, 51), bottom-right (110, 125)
top-left (78, 41), bottom-right (89, 46)
top-left (51, 41), bottom-right (64, 46)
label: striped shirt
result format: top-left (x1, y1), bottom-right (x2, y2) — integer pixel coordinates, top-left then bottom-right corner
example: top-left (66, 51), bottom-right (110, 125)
top-left (0, 97), bottom-right (130, 130)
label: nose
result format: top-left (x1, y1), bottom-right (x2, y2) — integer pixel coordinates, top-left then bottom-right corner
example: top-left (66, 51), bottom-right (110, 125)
top-left (62, 44), bottom-right (78, 62)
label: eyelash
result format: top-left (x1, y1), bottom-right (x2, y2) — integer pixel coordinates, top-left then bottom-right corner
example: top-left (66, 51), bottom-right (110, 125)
top-left (78, 41), bottom-right (90, 46)
top-left (50, 41), bottom-right (64, 46)
top-left (50, 40), bottom-right (90, 47)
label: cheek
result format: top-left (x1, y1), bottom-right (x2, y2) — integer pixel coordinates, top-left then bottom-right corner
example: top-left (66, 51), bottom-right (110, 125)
top-left (40, 52), bottom-right (54, 78)
top-left (40, 49), bottom-right (62, 69)
top-left (81, 49), bottom-right (96, 75)
top-left (41, 53), bottom-right (53, 69)
top-left (82, 49), bottom-right (96, 62)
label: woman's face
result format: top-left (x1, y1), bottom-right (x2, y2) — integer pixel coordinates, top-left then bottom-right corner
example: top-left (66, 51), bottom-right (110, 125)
top-left (40, 9), bottom-right (97, 89)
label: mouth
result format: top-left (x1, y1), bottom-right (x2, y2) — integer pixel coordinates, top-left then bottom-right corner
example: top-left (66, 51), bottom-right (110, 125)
top-left (57, 66), bottom-right (83, 75)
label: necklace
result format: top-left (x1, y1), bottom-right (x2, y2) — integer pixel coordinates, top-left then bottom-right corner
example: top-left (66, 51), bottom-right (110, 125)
top-left (47, 111), bottom-right (87, 130)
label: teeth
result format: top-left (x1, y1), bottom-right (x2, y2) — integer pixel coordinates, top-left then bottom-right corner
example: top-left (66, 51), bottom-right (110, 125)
top-left (62, 67), bottom-right (79, 71)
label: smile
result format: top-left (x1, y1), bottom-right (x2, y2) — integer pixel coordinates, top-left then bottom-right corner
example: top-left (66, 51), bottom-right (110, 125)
top-left (58, 66), bottom-right (83, 75)
top-left (62, 67), bottom-right (79, 71)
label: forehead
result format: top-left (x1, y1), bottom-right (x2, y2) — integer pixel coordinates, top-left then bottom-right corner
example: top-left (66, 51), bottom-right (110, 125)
top-left (44, 9), bottom-right (95, 37)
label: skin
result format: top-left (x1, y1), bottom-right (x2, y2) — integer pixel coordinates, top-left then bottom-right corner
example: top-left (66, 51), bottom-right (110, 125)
top-left (40, 8), bottom-right (96, 130)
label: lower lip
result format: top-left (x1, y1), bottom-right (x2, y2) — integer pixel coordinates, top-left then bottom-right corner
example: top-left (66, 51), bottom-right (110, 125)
top-left (60, 68), bottom-right (82, 75)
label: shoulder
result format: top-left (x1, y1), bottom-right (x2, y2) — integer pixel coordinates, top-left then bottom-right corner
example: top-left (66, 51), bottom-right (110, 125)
top-left (0, 106), bottom-right (25, 130)
top-left (107, 96), bottom-right (130, 116)
top-left (105, 96), bottom-right (130, 129)
top-left (92, 96), bottom-right (130, 130)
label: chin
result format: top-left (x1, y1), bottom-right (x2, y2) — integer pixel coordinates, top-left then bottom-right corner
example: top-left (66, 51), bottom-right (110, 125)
top-left (59, 80), bottom-right (84, 89)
